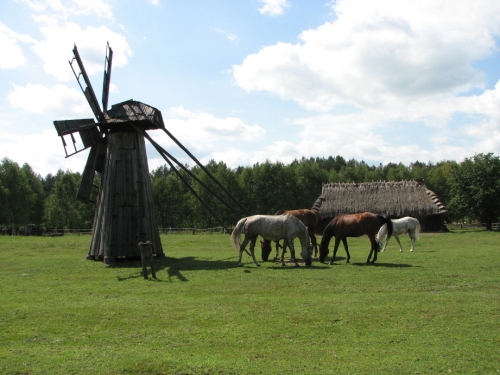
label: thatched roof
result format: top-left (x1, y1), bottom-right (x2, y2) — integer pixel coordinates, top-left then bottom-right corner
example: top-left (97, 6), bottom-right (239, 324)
top-left (312, 180), bottom-right (447, 219)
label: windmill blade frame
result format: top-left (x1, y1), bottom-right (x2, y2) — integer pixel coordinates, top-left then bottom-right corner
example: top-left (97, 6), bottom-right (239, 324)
top-left (102, 42), bottom-right (113, 113)
top-left (69, 44), bottom-right (104, 123)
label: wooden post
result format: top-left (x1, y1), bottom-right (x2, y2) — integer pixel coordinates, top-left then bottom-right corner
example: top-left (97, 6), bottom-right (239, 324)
top-left (139, 242), bottom-right (148, 279)
top-left (147, 243), bottom-right (156, 279)
top-left (139, 241), bottom-right (156, 280)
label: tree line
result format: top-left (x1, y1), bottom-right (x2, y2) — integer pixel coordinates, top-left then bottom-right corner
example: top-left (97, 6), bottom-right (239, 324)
top-left (1, 153), bottom-right (499, 233)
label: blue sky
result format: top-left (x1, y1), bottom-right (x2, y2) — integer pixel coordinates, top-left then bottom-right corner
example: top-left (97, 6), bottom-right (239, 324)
top-left (1, 0), bottom-right (500, 176)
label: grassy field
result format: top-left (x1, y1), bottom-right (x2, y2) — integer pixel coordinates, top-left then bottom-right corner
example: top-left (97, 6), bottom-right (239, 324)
top-left (0, 230), bottom-right (499, 375)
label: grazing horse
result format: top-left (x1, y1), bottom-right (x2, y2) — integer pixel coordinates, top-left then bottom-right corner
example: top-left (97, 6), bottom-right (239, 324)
top-left (261, 209), bottom-right (319, 261)
top-left (377, 216), bottom-right (420, 252)
top-left (231, 214), bottom-right (313, 267)
top-left (319, 212), bottom-right (393, 265)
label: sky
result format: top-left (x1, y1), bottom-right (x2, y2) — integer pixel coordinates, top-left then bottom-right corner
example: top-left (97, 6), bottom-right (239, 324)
top-left (1, 0), bottom-right (500, 177)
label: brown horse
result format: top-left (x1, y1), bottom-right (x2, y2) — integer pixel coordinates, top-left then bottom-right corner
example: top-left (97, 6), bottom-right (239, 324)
top-left (261, 209), bottom-right (319, 261)
top-left (319, 212), bottom-right (393, 265)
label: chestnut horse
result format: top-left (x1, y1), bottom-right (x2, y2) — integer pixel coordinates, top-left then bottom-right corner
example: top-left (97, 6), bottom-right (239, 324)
top-left (319, 212), bottom-right (393, 265)
top-left (261, 209), bottom-right (319, 261)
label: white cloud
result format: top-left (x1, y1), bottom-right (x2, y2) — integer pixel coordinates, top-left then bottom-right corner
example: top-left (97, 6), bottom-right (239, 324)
top-left (20, 0), bottom-right (113, 19)
top-left (230, 0), bottom-right (500, 167)
top-left (276, 81), bottom-right (500, 165)
top-left (0, 23), bottom-right (35, 69)
top-left (31, 17), bottom-right (132, 82)
top-left (211, 149), bottom-right (259, 168)
top-left (0, 128), bottom-right (88, 176)
top-left (215, 28), bottom-right (239, 43)
top-left (8, 83), bottom-right (91, 117)
top-left (258, 0), bottom-right (289, 16)
top-left (149, 106), bottom-right (266, 166)
top-left (235, 0), bottom-right (500, 111)
top-left (165, 106), bottom-right (265, 142)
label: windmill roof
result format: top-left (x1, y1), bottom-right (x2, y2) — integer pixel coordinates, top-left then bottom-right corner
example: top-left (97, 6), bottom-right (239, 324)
top-left (104, 100), bottom-right (165, 130)
top-left (312, 180), bottom-right (447, 219)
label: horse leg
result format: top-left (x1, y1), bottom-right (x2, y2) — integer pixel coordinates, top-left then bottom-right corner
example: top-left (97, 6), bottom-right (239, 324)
top-left (329, 237), bottom-right (342, 265)
top-left (394, 233), bottom-right (403, 252)
top-left (287, 237), bottom-right (299, 267)
top-left (409, 230), bottom-right (415, 252)
top-left (368, 235), bottom-right (379, 264)
top-left (275, 240), bottom-right (281, 260)
top-left (238, 237), bottom-right (251, 266)
top-left (308, 228), bottom-right (318, 257)
top-left (280, 239), bottom-right (289, 266)
top-left (381, 234), bottom-right (389, 252)
top-left (342, 238), bottom-right (350, 264)
top-left (249, 238), bottom-right (260, 267)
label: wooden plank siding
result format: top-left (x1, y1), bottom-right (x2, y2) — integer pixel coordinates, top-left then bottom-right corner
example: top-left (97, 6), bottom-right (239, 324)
top-left (87, 131), bottom-right (164, 262)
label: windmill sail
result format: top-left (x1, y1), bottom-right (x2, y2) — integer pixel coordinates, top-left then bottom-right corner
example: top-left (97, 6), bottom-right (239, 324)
top-left (53, 118), bottom-right (100, 157)
top-left (102, 42), bottom-right (113, 112)
top-left (69, 45), bottom-right (104, 122)
top-left (77, 142), bottom-right (106, 202)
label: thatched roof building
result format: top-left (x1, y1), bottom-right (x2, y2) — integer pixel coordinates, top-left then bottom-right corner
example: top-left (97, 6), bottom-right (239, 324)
top-left (311, 180), bottom-right (448, 232)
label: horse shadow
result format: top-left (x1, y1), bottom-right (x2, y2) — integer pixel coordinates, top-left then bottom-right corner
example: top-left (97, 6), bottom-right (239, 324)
top-left (349, 262), bottom-right (417, 268)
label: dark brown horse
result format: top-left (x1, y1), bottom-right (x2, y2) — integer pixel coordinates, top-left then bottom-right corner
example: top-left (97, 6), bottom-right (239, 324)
top-left (319, 212), bottom-right (393, 265)
top-left (261, 209), bottom-right (319, 261)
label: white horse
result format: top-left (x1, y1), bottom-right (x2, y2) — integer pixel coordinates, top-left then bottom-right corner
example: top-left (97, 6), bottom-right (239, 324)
top-left (377, 217), bottom-right (420, 252)
top-left (231, 214), bottom-right (313, 267)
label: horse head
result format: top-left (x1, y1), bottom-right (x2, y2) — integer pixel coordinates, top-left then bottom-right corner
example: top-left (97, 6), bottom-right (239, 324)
top-left (319, 240), bottom-right (329, 263)
top-left (260, 239), bottom-right (272, 261)
top-left (301, 243), bottom-right (313, 266)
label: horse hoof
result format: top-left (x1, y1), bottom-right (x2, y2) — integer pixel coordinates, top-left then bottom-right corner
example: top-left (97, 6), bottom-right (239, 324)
top-left (281, 263), bottom-right (286, 267)
top-left (328, 261), bottom-right (333, 265)
top-left (238, 263), bottom-right (243, 267)
top-left (256, 263), bottom-right (261, 267)
top-left (294, 263), bottom-right (299, 267)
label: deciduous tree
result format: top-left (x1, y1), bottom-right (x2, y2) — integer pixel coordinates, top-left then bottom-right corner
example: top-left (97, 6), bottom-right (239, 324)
top-left (449, 153), bottom-right (500, 229)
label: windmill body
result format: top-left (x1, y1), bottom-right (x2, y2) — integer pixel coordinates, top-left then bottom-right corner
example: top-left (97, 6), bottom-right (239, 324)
top-left (54, 45), bottom-right (164, 263)
top-left (87, 100), bottom-right (164, 262)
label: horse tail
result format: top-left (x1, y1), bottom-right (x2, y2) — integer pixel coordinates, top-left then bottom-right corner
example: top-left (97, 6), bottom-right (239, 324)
top-left (376, 223), bottom-right (387, 242)
top-left (378, 215), bottom-right (393, 239)
top-left (230, 217), bottom-right (247, 251)
top-left (414, 218), bottom-right (420, 241)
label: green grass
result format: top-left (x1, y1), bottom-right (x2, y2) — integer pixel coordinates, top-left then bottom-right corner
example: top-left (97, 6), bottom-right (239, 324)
top-left (0, 231), bottom-right (499, 374)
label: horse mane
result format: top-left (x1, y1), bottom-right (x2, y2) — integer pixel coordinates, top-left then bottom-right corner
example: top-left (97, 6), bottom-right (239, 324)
top-left (320, 220), bottom-right (336, 251)
top-left (377, 215), bottom-right (393, 239)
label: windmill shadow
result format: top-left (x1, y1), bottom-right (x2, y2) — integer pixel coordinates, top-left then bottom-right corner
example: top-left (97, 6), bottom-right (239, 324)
top-left (114, 255), bottom-right (237, 282)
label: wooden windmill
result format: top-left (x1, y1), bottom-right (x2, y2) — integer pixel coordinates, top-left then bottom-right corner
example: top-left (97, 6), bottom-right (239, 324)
top-left (53, 43), bottom-right (164, 264)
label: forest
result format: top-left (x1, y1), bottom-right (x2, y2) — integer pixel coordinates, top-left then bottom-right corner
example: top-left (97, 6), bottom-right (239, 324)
top-left (0, 153), bottom-right (499, 234)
